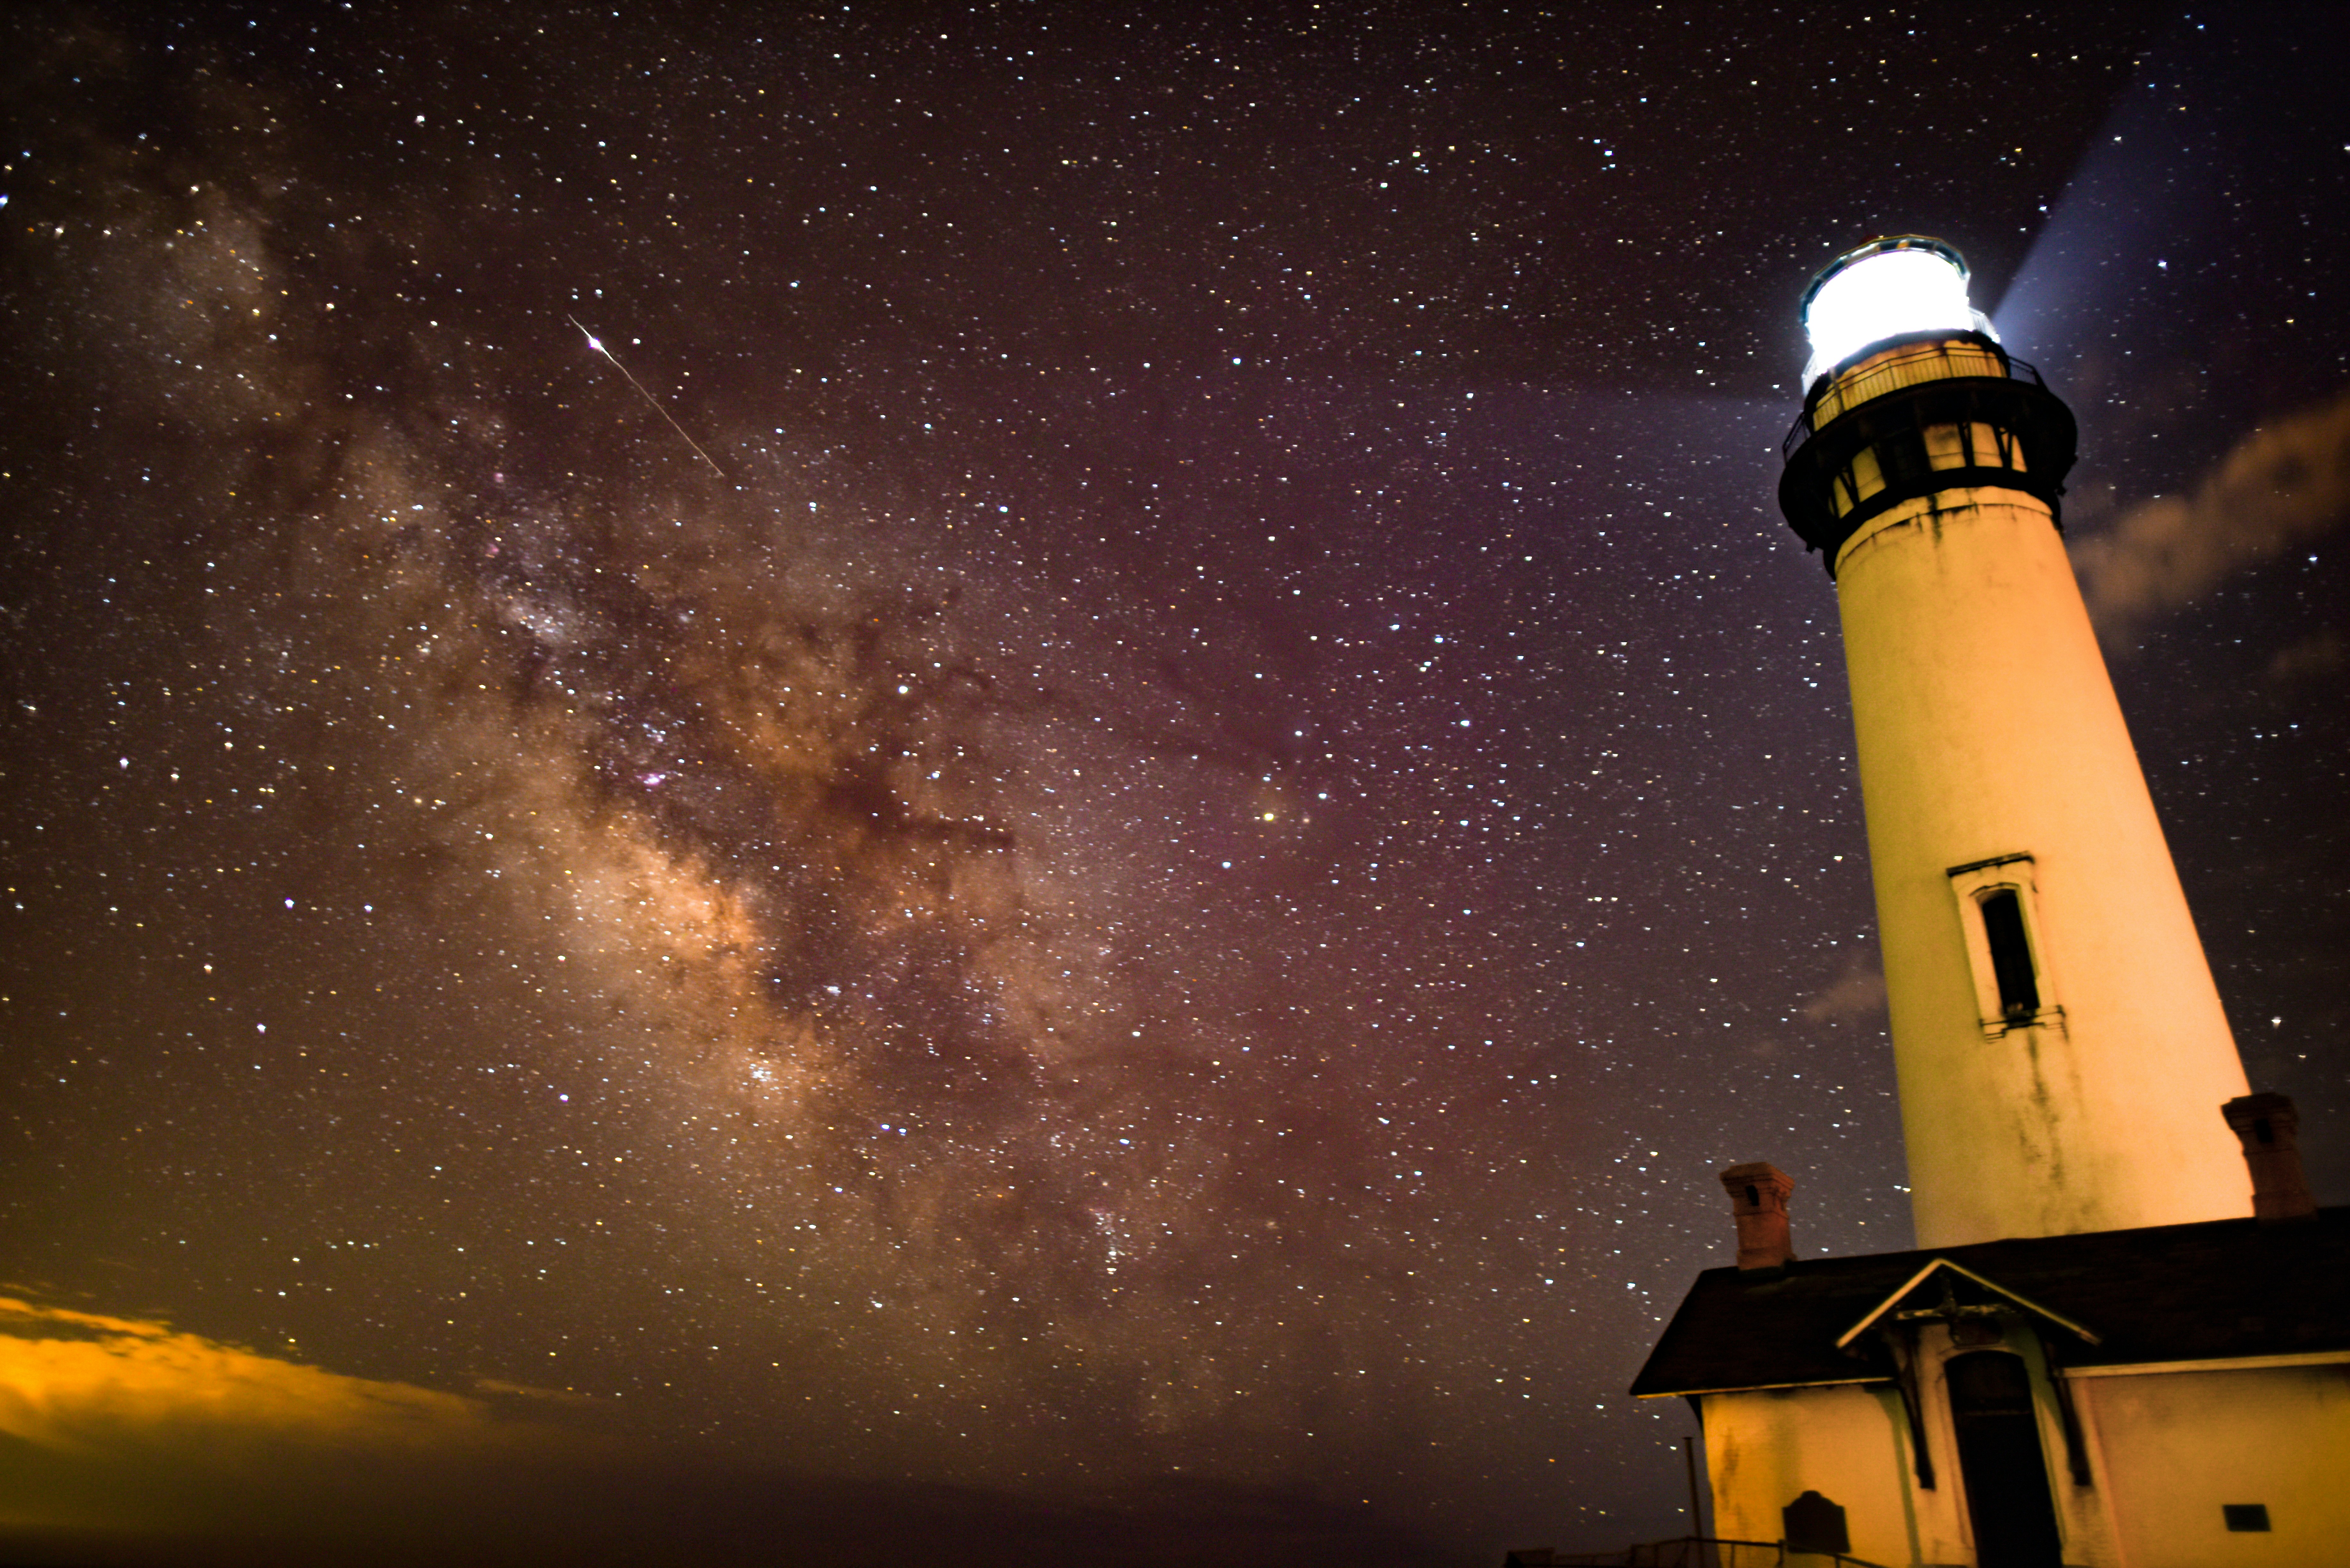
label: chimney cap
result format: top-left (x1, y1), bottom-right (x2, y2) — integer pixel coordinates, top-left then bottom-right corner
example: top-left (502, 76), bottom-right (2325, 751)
top-left (1720, 1161), bottom-right (1793, 1190)
top-left (2221, 1093), bottom-right (2318, 1224)
top-left (1719, 1162), bottom-right (1797, 1270)
top-left (2223, 1091), bottom-right (2300, 1131)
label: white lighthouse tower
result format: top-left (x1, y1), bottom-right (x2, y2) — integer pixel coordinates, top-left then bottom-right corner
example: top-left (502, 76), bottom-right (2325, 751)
top-left (1779, 237), bottom-right (2251, 1248)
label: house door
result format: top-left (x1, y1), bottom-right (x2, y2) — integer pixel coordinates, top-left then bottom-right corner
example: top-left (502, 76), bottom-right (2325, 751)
top-left (1946, 1351), bottom-right (2063, 1568)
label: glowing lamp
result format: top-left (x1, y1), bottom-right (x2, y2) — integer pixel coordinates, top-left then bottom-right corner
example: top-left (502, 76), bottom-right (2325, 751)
top-left (1799, 236), bottom-right (1995, 386)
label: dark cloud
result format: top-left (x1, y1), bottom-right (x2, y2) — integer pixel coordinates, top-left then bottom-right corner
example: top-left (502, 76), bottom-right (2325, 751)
top-left (2076, 390), bottom-right (2350, 641)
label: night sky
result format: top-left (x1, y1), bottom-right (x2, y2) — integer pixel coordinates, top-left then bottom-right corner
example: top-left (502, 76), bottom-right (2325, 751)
top-left (2, 4), bottom-right (2345, 1564)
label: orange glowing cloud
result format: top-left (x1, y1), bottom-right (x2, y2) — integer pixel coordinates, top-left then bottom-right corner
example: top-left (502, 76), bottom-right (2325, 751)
top-left (0, 1295), bottom-right (605, 1554)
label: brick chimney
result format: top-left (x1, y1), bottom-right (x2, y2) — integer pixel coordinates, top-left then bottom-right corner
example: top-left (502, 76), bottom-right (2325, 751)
top-left (2222, 1094), bottom-right (2318, 1223)
top-left (1720, 1162), bottom-right (1796, 1270)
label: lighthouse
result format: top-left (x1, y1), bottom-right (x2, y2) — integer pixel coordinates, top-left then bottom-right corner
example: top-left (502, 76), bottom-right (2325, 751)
top-left (1616, 237), bottom-right (2345, 1568)
top-left (1778, 235), bottom-right (2252, 1247)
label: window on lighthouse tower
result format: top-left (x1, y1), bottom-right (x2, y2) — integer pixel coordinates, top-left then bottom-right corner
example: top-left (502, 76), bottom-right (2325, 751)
top-left (1980, 889), bottom-right (2041, 1020)
top-left (1947, 854), bottom-right (2058, 1036)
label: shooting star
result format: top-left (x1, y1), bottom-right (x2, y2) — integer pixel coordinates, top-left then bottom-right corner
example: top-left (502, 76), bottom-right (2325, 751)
top-left (568, 314), bottom-right (726, 479)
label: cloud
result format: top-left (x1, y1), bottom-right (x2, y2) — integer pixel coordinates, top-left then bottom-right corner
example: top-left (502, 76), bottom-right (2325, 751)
top-left (0, 1297), bottom-right (1450, 1567)
top-left (2074, 389), bottom-right (2350, 637)
top-left (0, 1295), bottom-right (605, 1550)
top-left (2264, 627), bottom-right (2344, 684)
top-left (0, 1297), bottom-right (514, 1452)
top-left (1800, 958), bottom-right (1887, 1027)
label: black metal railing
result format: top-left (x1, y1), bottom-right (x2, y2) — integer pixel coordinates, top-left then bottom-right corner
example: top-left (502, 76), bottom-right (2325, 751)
top-left (1784, 344), bottom-right (2048, 461)
top-left (1508, 1537), bottom-right (1892, 1568)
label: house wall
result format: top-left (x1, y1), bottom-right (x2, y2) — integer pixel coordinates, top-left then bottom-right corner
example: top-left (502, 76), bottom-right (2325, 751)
top-left (2072, 1361), bottom-right (2350, 1568)
top-left (1701, 1383), bottom-right (1968, 1567)
top-left (1700, 1322), bottom-right (2134, 1568)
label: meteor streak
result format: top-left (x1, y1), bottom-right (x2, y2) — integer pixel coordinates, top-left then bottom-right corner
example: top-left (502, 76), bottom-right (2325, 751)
top-left (568, 313), bottom-right (726, 479)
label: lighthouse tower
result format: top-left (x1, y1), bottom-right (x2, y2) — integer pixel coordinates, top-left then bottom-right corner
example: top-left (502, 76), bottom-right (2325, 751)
top-left (1779, 237), bottom-right (2250, 1248)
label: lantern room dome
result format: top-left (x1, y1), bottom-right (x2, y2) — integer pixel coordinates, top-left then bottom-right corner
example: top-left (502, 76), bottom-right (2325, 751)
top-left (1800, 236), bottom-right (1999, 387)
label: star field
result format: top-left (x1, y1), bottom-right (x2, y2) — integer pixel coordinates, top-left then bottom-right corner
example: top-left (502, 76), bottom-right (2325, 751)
top-left (1, 4), bottom-right (2344, 1563)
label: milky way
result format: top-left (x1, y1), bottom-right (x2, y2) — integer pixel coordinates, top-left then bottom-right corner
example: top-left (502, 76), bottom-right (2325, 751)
top-left (2, 5), bottom-right (2344, 1563)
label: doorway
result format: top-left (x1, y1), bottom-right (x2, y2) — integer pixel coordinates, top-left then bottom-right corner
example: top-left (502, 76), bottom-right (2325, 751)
top-left (1945, 1351), bottom-right (2063, 1568)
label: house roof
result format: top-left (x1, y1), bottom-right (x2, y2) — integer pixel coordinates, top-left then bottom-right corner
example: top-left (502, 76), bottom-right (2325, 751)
top-left (1630, 1206), bottom-right (2350, 1398)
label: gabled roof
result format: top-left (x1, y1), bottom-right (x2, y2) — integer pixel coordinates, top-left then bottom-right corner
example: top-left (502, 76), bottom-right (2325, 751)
top-left (1630, 1206), bottom-right (2350, 1399)
top-left (1831, 1256), bottom-right (2100, 1352)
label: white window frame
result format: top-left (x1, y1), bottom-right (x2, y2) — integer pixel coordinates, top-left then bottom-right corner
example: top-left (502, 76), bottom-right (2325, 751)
top-left (1947, 853), bottom-right (2063, 1038)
